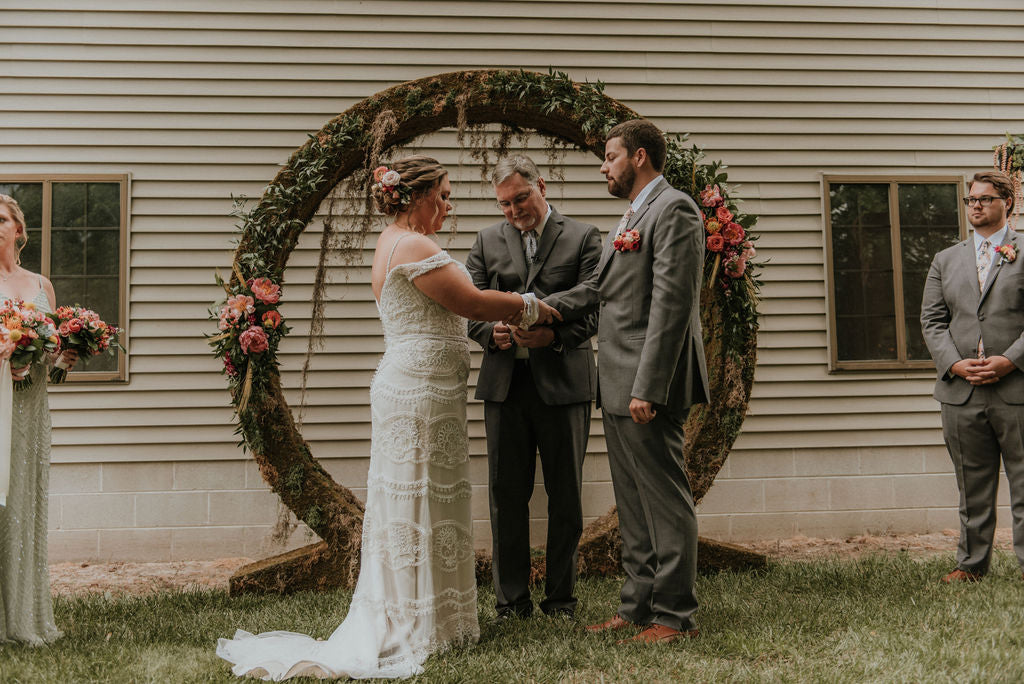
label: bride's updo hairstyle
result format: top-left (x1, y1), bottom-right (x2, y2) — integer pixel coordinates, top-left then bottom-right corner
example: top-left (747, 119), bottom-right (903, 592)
top-left (371, 155), bottom-right (447, 217)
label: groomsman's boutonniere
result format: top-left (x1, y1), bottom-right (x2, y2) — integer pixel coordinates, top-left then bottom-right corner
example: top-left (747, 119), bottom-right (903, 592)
top-left (613, 229), bottom-right (641, 252)
top-left (997, 243), bottom-right (1017, 264)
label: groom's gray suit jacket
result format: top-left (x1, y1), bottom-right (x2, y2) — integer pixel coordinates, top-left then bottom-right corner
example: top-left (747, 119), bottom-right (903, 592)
top-left (547, 178), bottom-right (709, 416)
top-left (921, 229), bottom-right (1024, 405)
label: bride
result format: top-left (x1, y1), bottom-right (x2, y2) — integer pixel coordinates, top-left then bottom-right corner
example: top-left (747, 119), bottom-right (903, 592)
top-left (217, 156), bottom-right (559, 680)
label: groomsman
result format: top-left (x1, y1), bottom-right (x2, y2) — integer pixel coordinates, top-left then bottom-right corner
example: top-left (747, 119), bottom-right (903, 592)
top-left (546, 119), bottom-right (709, 643)
top-left (466, 155), bottom-right (602, 619)
top-left (921, 170), bottom-right (1024, 583)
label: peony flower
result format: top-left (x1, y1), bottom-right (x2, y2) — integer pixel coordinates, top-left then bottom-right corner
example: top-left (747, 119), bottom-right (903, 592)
top-left (224, 294), bottom-right (255, 321)
top-left (722, 222), bottom-right (745, 245)
top-left (373, 166), bottom-right (388, 182)
top-left (704, 217), bottom-right (721, 234)
top-left (700, 184), bottom-right (723, 208)
top-left (68, 319), bottom-right (82, 333)
top-left (724, 256), bottom-right (747, 278)
top-left (239, 325), bottom-right (269, 354)
top-left (249, 277), bottom-right (281, 305)
top-left (262, 310), bottom-right (282, 329)
top-left (716, 205), bottom-right (734, 223)
top-left (706, 234), bottom-right (726, 252)
top-left (381, 169), bottom-right (401, 187)
top-left (742, 240), bottom-right (757, 260)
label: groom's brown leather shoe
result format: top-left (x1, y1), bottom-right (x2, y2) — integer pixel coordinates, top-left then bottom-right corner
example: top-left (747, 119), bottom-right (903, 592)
top-left (941, 568), bottom-right (982, 583)
top-left (617, 624), bottom-right (699, 645)
top-left (585, 615), bottom-right (636, 633)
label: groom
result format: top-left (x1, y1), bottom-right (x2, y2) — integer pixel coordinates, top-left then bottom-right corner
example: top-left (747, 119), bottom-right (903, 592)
top-left (547, 119), bottom-right (708, 643)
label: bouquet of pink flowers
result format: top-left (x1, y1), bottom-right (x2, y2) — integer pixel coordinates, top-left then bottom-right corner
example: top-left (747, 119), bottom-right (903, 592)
top-left (0, 298), bottom-right (60, 390)
top-left (48, 305), bottom-right (124, 384)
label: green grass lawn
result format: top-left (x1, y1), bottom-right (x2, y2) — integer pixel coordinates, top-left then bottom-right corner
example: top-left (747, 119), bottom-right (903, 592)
top-left (2, 552), bottom-right (1024, 682)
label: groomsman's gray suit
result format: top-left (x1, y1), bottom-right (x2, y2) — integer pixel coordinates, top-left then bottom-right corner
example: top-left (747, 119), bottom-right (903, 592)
top-left (548, 177), bottom-right (709, 631)
top-left (466, 206), bottom-right (601, 616)
top-left (921, 226), bottom-right (1024, 574)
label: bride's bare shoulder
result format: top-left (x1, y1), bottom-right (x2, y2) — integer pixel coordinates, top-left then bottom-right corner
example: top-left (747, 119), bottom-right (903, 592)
top-left (381, 231), bottom-right (441, 268)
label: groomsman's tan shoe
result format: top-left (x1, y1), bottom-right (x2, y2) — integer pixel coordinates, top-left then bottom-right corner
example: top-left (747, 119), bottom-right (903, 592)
top-left (617, 624), bottom-right (699, 645)
top-left (941, 568), bottom-right (982, 583)
top-left (585, 615), bottom-right (637, 633)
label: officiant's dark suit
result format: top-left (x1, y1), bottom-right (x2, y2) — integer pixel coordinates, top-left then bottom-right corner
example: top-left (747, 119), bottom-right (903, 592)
top-left (921, 170), bottom-right (1024, 582)
top-left (466, 155), bottom-right (601, 618)
top-left (546, 120), bottom-right (708, 642)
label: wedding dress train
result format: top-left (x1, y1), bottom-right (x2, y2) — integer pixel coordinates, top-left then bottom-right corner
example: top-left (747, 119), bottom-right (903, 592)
top-left (217, 249), bottom-right (479, 679)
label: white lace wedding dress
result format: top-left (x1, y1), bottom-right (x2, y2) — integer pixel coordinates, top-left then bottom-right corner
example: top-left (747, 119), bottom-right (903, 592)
top-left (217, 247), bottom-right (479, 680)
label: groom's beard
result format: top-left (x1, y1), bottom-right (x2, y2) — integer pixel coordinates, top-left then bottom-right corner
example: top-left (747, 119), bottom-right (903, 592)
top-left (606, 165), bottom-right (636, 199)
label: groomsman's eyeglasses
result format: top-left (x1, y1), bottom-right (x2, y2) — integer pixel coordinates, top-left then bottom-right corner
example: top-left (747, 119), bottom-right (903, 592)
top-left (962, 196), bottom-right (1002, 207)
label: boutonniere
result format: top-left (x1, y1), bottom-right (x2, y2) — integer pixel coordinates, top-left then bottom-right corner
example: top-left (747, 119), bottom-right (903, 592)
top-left (996, 243), bottom-right (1017, 264)
top-left (613, 229), bottom-right (641, 252)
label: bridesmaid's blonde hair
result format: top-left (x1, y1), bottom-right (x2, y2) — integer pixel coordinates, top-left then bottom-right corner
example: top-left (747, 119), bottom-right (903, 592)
top-left (0, 194), bottom-right (28, 263)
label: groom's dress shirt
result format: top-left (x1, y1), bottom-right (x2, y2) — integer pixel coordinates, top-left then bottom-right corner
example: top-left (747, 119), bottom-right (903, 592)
top-left (514, 204), bottom-right (551, 359)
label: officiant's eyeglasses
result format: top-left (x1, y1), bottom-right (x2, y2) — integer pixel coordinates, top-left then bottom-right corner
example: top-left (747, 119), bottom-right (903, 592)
top-left (496, 188), bottom-right (536, 210)
top-left (963, 196), bottom-right (1002, 207)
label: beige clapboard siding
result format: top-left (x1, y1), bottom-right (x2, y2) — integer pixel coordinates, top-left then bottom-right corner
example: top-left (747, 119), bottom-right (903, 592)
top-left (4, 2), bottom-right (1022, 464)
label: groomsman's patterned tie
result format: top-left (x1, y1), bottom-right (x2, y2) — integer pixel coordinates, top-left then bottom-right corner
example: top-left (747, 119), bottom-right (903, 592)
top-left (978, 239), bottom-right (993, 292)
top-left (523, 230), bottom-right (538, 263)
top-left (978, 239), bottom-right (992, 358)
top-left (615, 207), bottom-right (635, 236)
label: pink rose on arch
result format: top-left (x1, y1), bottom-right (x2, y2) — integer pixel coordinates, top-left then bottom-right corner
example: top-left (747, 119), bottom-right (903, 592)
top-left (742, 240), bottom-right (757, 260)
top-left (249, 277), bottom-right (281, 304)
top-left (724, 256), bottom-right (747, 278)
top-left (715, 205), bottom-right (734, 223)
top-left (706, 233), bottom-right (726, 253)
top-left (722, 222), bottom-right (745, 245)
top-left (700, 184), bottom-right (723, 208)
top-left (239, 325), bottom-right (269, 354)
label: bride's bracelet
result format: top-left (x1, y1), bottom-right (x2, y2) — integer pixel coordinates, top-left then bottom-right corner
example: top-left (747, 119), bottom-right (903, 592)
top-left (519, 292), bottom-right (540, 330)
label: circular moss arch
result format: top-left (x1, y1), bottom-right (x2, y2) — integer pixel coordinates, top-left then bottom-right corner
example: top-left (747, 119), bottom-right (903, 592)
top-left (218, 69), bottom-right (759, 591)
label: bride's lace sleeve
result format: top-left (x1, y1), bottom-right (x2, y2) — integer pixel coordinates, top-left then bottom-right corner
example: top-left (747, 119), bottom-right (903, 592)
top-left (400, 251), bottom-right (457, 280)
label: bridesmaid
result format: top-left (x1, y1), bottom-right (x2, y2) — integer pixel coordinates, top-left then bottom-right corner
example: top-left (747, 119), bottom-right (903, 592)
top-left (0, 194), bottom-right (76, 644)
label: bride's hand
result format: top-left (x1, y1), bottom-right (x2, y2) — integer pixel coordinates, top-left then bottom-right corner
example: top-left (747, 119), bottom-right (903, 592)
top-left (535, 300), bottom-right (562, 326)
top-left (504, 293), bottom-right (525, 327)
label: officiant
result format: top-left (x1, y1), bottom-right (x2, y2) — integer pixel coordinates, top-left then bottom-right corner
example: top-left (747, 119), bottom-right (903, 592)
top-left (466, 155), bottom-right (601, 620)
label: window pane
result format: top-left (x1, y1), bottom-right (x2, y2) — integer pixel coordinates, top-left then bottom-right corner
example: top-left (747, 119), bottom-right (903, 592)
top-left (51, 229), bottom-right (86, 275)
top-left (52, 182), bottom-right (87, 228)
top-left (830, 183), bottom-right (897, 361)
top-left (0, 183), bottom-right (43, 272)
top-left (85, 229), bottom-right (119, 276)
top-left (86, 183), bottom-right (120, 227)
top-left (898, 183), bottom-right (961, 361)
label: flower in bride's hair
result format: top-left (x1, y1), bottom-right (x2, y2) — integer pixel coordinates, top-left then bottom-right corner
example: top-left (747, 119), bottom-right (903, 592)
top-left (381, 170), bottom-right (401, 187)
top-left (239, 325), bottom-right (269, 354)
top-left (373, 166), bottom-right (388, 182)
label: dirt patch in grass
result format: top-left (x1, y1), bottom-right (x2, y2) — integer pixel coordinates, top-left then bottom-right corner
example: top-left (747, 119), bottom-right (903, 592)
top-left (48, 529), bottom-right (1015, 596)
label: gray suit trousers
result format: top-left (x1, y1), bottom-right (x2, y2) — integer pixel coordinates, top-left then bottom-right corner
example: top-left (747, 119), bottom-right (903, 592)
top-left (941, 384), bottom-right (1024, 573)
top-left (603, 409), bottom-right (698, 631)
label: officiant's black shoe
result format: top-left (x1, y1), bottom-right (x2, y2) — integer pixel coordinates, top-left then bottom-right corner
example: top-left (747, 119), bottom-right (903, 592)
top-left (585, 615), bottom-right (637, 633)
